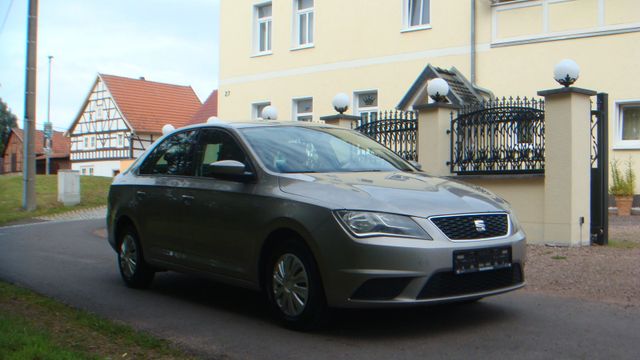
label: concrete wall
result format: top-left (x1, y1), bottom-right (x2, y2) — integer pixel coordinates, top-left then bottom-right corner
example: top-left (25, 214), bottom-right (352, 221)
top-left (461, 176), bottom-right (545, 244)
top-left (72, 160), bottom-right (123, 177)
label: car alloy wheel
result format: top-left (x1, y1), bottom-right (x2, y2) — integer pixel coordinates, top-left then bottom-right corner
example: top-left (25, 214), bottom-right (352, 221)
top-left (272, 253), bottom-right (309, 317)
top-left (117, 226), bottom-right (154, 288)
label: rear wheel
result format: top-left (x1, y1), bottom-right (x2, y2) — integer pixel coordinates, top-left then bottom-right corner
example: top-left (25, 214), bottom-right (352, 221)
top-left (265, 239), bottom-right (328, 330)
top-left (117, 227), bottom-right (154, 288)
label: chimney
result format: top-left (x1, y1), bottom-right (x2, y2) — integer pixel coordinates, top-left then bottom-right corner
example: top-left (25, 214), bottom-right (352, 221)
top-left (139, 76), bottom-right (145, 81)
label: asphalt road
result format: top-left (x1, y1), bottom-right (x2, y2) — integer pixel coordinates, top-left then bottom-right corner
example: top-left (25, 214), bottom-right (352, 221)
top-left (1, 219), bottom-right (639, 359)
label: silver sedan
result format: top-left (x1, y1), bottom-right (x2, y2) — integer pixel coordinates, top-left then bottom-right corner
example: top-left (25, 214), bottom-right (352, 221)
top-left (107, 122), bottom-right (525, 330)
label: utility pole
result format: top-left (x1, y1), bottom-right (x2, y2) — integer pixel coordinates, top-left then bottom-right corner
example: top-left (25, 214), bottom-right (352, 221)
top-left (23, 0), bottom-right (38, 211)
top-left (45, 55), bottom-right (53, 175)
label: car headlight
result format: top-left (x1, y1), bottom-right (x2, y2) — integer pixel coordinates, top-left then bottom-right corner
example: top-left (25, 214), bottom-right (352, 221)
top-left (334, 210), bottom-right (432, 239)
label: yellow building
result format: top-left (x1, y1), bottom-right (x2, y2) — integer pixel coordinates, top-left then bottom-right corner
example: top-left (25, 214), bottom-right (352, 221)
top-left (219, 0), bottom-right (640, 191)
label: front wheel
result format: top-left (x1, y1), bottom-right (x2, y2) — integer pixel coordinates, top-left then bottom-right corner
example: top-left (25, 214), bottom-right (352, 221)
top-left (265, 240), bottom-right (328, 330)
top-left (117, 227), bottom-right (154, 289)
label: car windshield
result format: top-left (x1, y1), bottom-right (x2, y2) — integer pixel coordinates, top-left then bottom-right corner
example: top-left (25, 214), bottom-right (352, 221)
top-left (239, 126), bottom-right (414, 173)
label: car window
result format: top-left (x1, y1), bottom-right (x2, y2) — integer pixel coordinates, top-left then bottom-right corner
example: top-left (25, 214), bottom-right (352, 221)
top-left (240, 126), bottom-right (412, 173)
top-left (138, 130), bottom-right (198, 176)
top-left (194, 129), bottom-right (250, 177)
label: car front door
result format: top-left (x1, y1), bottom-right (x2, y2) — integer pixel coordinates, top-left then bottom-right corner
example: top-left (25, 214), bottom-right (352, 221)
top-left (183, 128), bottom-right (261, 280)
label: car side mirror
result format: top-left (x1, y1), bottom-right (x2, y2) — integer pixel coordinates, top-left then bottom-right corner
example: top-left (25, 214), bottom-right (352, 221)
top-left (209, 160), bottom-right (246, 175)
top-left (409, 161), bottom-right (422, 171)
top-left (204, 160), bottom-right (255, 182)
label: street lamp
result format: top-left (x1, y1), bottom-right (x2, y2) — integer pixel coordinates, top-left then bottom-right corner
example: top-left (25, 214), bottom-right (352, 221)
top-left (554, 59), bottom-right (580, 87)
top-left (427, 78), bottom-right (450, 103)
top-left (162, 124), bottom-right (175, 135)
top-left (261, 105), bottom-right (278, 120)
top-left (207, 116), bottom-right (223, 124)
top-left (332, 93), bottom-right (349, 114)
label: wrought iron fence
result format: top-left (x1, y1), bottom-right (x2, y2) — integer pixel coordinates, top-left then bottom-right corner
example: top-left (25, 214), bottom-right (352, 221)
top-left (354, 110), bottom-right (418, 161)
top-left (450, 97), bottom-right (545, 175)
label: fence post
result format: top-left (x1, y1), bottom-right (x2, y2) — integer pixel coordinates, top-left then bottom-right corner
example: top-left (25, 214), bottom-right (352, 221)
top-left (415, 103), bottom-right (459, 176)
top-left (538, 87), bottom-right (596, 246)
top-left (319, 114), bottom-right (361, 129)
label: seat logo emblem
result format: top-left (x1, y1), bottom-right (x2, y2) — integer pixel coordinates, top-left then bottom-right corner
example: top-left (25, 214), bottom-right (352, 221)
top-left (474, 219), bottom-right (486, 232)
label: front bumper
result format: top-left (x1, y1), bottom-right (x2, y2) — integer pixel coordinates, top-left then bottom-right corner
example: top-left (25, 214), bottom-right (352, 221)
top-left (311, 216), bottom-right (526, 308)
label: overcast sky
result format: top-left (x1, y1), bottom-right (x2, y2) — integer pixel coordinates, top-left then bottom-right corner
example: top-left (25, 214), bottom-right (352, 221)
top-left (0, 0), bottom-right (220, 132)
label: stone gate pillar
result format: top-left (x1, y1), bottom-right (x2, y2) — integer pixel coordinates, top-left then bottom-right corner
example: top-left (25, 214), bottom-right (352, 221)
top-left (415, 103), bottom-right (459, 176)
top-left (319, 114), bottom-right (360, 129)
top-left (538, 87), bottom-right (596, 246)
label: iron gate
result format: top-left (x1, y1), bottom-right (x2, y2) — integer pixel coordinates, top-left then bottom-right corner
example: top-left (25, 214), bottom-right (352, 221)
top-left (590, 93), bottom-right (609, 245)
top-left (354, 110), bottom-right (418, 161)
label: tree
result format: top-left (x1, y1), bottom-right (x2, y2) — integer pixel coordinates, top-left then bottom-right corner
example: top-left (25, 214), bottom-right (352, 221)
top-left (0, 98), bottom-right (18, 155)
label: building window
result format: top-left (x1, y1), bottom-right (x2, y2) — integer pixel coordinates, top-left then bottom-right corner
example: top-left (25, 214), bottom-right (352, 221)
top-left (403, 0), bottom-right (430, 29)
top-left (118, 133), bottom-right (124, 147)
top-left (81, 168), bottom-right (86, 175)
top-left (617, 102), bottom-right (640, 148)
top-left (354, 91), bottom-right (379, 123)
top-left (90, 136), bottom-right (96, 148)
top-left (255, 3), bottom-right (273, 54)
top-left (84, 137), bottom-right (88, 148)
top-left (89, 167), bottom-right (94, 176)
top-left (294, 0), bottom-right (314, 47)
top-left (252, 102), bottom-right (271, 120)
top-left (293, 98), bottom-right (313, 121)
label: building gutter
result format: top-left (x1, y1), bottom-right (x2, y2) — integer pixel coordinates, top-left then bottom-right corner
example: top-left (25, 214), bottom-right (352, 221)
top-left (470, 0), bottom-right (477, 85)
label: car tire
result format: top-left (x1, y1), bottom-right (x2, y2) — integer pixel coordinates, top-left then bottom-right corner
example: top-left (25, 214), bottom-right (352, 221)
top-left (117, 226), bottom-right (155, 289)
top-left (265, 238), bottom-right (329, 331)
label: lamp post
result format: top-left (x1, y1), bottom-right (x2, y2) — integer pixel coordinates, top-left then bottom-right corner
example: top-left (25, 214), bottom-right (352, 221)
top-left (553, 59), bottom-right (580, 87)
top-left (45, 55), bottom-right (53, 175)
top-left (427, 78), bottom-right (450, 103)
top-left (261, 105), bottom-right (278, 120)
top-left (332, 93), bottom-right (349, 114)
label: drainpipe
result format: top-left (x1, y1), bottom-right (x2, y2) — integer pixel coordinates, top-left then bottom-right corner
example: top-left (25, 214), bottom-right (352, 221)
top-left (470, 0), bottom-right (477, 85)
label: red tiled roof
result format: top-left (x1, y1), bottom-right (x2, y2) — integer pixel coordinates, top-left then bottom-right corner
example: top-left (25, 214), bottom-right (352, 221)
top-left (10, 127), bottom-right (70, 156)
top-left (188, 90), bottom-right (218, 125)
top-left (100, 74), bottom-right (202, 133)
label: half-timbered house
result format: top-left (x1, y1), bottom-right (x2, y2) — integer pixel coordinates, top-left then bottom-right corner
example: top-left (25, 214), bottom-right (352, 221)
top-left (67, 74), bottom-right (201, 177)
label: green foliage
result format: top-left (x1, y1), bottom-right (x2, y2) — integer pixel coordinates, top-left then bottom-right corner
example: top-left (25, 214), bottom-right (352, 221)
top-left (610, 159), bottom-right (636, 196)
top-left (0, 97), bottom-right (19, 154)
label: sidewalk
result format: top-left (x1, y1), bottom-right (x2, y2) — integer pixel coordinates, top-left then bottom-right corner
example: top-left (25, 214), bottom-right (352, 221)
top-left (34, 206), bottom-right (107, 222)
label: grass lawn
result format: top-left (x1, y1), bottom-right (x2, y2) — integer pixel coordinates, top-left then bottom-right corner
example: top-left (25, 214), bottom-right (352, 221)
top-left (0, 281), bottom-right (195, 359)
top-left (0, 174), bottom-right (113, 226)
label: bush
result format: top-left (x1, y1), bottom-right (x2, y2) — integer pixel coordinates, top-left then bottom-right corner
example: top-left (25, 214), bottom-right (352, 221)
top-left (610, 159), bottom-right (636, 196)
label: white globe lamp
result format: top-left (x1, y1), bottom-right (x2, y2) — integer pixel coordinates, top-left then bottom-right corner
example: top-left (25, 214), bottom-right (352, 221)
top-left (206, 116), bottom-right (223, 124)
top-left (427, 78), bottom-right (450, 103)
top-left (554, 59), bottom-right (580, 87)
top-left (162, 124), bottom-right (175, 135)
top-left (261, 105), bottom-right (278, 120)
top-left (332, 93), bottom-right (350, 114)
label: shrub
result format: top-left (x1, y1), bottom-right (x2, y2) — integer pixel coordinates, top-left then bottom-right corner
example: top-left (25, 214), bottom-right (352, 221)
top-left (610, 159), bottom-right (636, 196)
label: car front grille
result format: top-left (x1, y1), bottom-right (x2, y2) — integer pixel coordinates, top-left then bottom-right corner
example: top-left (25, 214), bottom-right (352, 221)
top-left (430, 213), bottom-right (509, 240)
top-left (417, 263), bottom-right (523, 300)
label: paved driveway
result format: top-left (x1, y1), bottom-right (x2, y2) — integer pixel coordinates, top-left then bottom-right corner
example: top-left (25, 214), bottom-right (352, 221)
top-left (1, 219), bottom-right (639, 359)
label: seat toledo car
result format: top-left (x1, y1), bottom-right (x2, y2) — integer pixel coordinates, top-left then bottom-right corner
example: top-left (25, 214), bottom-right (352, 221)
top-left (107, 121), bottom-right (525, 329)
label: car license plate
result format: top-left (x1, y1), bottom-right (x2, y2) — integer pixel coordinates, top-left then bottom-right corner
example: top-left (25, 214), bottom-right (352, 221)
top-left (453, 246), bottom-right (512, 275)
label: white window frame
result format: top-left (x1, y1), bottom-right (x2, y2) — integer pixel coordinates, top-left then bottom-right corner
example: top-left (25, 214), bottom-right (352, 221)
top-left (292, 97), bottom-right (313, 121)
top-left (402, 0), bottom-right (431, 32)
top-left (252, 101), bottom-right (271, 120)
top-left (117, 133), bottom-right (124, 147)
top-left (253, 2), bottom-right (273, 56)
top-left (354, 90), bottom-right (379, 124)
top-left (614, 99), bottom-right (640, 150)
top-left (292, 0), bottom-right (314, 49)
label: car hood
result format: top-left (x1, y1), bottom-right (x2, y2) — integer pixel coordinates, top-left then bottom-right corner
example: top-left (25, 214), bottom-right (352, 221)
top-left (278, 171), bottom-right (509, 217)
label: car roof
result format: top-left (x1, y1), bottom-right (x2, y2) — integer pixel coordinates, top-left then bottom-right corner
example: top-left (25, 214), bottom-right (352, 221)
top-left (178, 120), bottom-right (342, 132)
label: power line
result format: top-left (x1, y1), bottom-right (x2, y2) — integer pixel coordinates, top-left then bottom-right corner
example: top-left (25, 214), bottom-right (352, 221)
top-left (0, 0), bottom-right (16, 36)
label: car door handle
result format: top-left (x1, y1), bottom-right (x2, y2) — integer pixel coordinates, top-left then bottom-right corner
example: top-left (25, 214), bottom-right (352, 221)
top-left (181, 194), bottom-right (195, 204)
